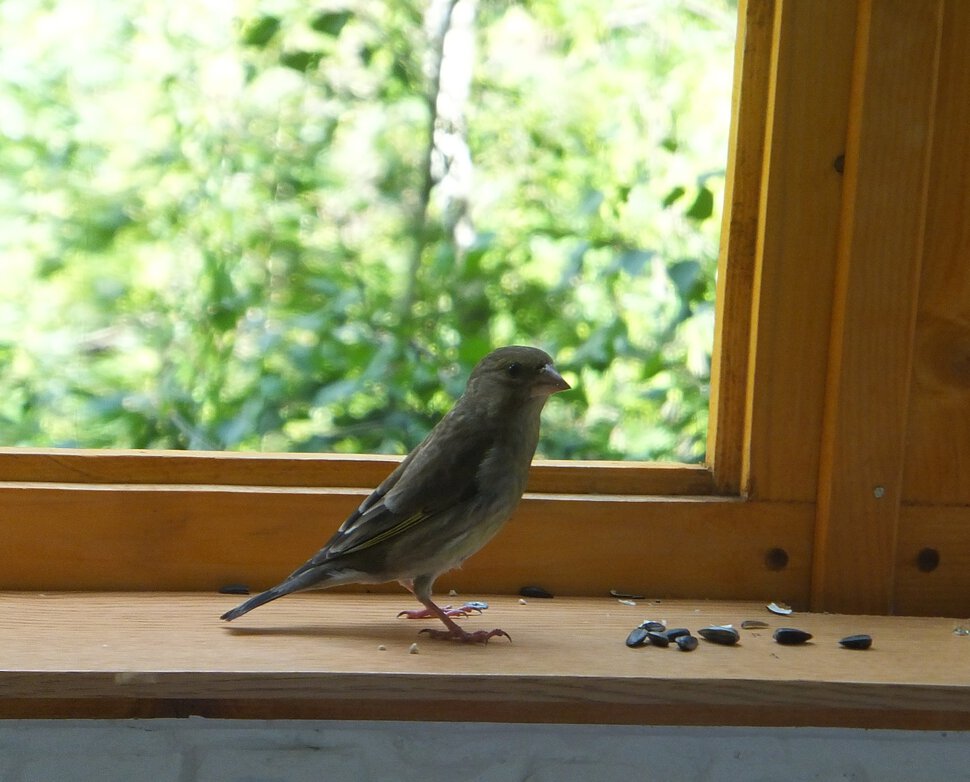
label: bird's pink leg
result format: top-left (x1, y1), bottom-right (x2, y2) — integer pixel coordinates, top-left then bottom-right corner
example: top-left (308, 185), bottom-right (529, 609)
top-left (415, 597), bottom-right (511, 644)
top-left (395, 580), bottom-right (509, 642)
top-left (395, 579), bottom-right (476, 619)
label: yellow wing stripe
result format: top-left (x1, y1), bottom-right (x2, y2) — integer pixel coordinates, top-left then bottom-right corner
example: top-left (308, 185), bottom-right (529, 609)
top-left (342, 510), bottom-right (430, 554)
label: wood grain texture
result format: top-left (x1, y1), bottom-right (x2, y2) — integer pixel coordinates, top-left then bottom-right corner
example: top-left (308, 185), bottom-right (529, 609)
top-left (707, 0), bottom-right (774, 494)
top-left (813, 0), bottom-right (944, 614)
top-left (903, 0), bottom-right (970, 505)
top-left (896, 504), bottom-right (970, 617)
top-left (742, 0), bottom-right (857, 502)
top-left (0, 483), bottom-right (813, 603)
top-left (0, 448), bottom-right (717, 496)
top-left (2, 592), bottom-right (970, 728)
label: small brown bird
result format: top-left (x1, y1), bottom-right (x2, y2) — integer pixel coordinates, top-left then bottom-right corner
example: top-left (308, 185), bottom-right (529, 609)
top-left (221, 345), bottom-right (570, 643)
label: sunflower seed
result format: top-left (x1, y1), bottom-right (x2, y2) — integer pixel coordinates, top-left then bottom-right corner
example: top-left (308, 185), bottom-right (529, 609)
top-left (625, 627), bottom-right (650, 648)
top-left (838, 634), bottom-right (872, 650)
top-left (741, 619), bottom-right (770, 629)
top-left (217, 584), bottom-right (250, 595)
top-left (663, 627), bottom-right (691, 642)
top-left (610, 589), bottom-right (646, 600)
top-left (675, 634), bottom-right (699, 652)
top-left (698, 625), bottom-right (740, 645)
top-left (773, 627), bottom-right (813, 645)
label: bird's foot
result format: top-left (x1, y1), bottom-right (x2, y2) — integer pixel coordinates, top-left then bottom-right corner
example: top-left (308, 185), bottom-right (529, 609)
top-left (397, 602), bottom-right (483, 620)
top-left (419, 626), bottom-right (512, 644)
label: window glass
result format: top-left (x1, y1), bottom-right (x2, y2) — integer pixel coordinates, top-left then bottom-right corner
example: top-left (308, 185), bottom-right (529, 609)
top-left (0, 0), bottom-right (735, 461)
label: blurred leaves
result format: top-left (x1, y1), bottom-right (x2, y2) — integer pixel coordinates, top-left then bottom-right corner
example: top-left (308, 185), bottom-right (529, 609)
top-left (310, 10), bottom-right (353, 37)
top-left (0, 0), bottom-right (735, 462)
top-left (241, 15), bottom-right (281, 47)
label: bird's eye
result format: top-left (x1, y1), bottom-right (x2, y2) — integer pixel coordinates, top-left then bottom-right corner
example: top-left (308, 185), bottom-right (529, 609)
top-left (506, 362), bottom-right (522, 378)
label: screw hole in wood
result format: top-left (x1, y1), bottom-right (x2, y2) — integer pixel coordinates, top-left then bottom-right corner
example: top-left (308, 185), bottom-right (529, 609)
top-left (764, 547), bottom-right (790, 571)
top-left (916, 547), bottom-right (940, 573)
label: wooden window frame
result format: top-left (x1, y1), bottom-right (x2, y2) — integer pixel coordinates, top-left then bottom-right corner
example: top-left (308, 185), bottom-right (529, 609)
top-left (2, 0), bottom-right (967, 620)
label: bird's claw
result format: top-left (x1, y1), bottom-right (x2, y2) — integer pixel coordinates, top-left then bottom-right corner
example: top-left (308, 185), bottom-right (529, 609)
top-left (398, 604), bottom-right (467, 619)
top-left (397, 602), bottom-right (485, 620)
top-left (419, 627), bottom-right (512, 644)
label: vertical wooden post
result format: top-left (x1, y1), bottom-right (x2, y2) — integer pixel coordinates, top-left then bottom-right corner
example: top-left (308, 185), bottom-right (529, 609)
top-left (739, 0), bottom-right (857, 503)
top-left (708, 0), bottom-right (774, 494)
top-left (812, 0), bottom-right (944, 613)
top-left (901, 0), bottom-right (970, 509)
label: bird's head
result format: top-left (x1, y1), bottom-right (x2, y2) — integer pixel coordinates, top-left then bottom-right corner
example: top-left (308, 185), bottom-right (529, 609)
top-left (466, 345), bottom-right (571, 405)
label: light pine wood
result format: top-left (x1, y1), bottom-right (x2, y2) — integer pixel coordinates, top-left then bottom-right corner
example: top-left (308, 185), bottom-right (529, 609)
top-left (902, 0), bottom-right (970, 506)
top-left (0, 448), bottom-right (402, 489)
top-left (6, 477), bottom-right (970, 617)
top-left (742, 0), bottom-right (858, 502)
top-left (896, 505), bottom-right (970, 617)
top-left (0, 449), bottom-right (716, 496)
top-left (812, 0), bottom-right (944, 614)
top-left (707, 0), bottom-right (774, 494)
top-left (1, 592), bottom-right (969, 727)
top-left (0, 483), bottom-right (813, 604)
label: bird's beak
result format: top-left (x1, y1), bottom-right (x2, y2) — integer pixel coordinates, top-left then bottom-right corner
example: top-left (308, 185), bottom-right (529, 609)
top-left (531, 363), bottom-right (571, 398)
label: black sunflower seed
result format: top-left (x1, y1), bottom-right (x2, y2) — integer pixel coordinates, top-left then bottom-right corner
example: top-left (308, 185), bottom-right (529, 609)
top-left (773, 627), bottom-right (813, 645)
top-left (519, 585), bottom-right (554, 599)
top-left (698, 626), bottom-right (740, 645)
top-left (675, 634), bottom-right (699, 652)
top-left (838, 634), bottom-right (872, 650)
top-left (663, 627), bottom-right (691, 642)
top-left (610, 589), bottom-right (646, 600)
top-left (218, 584), bottom-right (250, 595)
top-left (625, 627), bottom-right (650, 648)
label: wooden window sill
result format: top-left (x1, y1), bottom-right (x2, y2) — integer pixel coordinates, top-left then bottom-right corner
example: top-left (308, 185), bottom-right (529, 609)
top-left (2, 592), bottom-right (969, 728)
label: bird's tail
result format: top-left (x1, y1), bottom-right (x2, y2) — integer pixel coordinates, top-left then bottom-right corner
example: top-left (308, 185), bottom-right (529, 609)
top-left (220, 568), bottom-right (335, 621)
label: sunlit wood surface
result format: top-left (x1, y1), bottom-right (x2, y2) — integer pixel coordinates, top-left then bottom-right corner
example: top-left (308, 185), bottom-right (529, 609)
top-left (2, 592), bottom-right (969, 728)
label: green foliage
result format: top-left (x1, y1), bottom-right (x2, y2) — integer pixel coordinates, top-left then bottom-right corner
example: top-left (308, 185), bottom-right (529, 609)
top-left (0, 0), bottom-right (735, 461)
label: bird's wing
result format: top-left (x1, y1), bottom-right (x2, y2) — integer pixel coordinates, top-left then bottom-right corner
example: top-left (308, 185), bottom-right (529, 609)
top-left (294, 406), bottom-right (493, 568)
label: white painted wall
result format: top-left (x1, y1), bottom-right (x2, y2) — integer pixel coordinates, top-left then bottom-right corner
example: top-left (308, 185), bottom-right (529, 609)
top-left (1, 720), bottom-right (969, 781)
